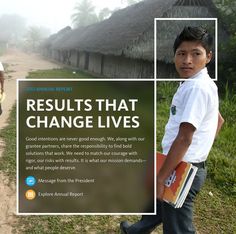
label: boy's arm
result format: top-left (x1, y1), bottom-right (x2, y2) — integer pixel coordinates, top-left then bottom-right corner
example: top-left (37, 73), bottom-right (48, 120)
top-left (157, 122), bottom-right (196, 200)
top-left (215, 112), bottom-right (224, 138)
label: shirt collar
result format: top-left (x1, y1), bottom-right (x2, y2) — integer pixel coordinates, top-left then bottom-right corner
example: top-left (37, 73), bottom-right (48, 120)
top-left (189, 67), bottom-right (208, 80)
top-left (179, 67), bottom-right (208, 87)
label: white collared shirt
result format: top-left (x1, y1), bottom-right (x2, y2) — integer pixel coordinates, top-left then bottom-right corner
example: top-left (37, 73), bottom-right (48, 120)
top-left (0, 62), bottom-right (4, 71)
top-left (162, 68), bottom-right (219, 162)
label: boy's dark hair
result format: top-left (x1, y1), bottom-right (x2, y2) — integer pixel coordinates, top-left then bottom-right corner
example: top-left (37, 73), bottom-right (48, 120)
top-left (173, 26), bottom-right (213, 54)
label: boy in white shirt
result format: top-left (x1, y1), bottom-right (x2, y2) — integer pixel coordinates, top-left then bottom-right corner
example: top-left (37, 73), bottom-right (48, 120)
top-left (120, 26), bottom-right (224, 234)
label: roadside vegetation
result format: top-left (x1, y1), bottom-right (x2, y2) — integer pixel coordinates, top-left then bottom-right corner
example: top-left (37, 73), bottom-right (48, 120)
top-left (26, 68), bottom-right (95, 79)
top-left (0, 70), bottom-right (235, 233)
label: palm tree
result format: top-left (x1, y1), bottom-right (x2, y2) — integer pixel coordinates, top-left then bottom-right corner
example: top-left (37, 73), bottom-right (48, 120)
top-left (71, 0), bottom-right (98, 28)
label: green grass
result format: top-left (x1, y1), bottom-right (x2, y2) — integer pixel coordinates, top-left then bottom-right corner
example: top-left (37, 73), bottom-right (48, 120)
top-left (0, 72), bottom-right (235, 233)
top-left (0, 105), bottom-right (16, 178)
top-left (19, 215), bottom-right (141, 234)
top-left (26, 68), bottom-right (96, 79)
top-left (207, 85), bottom-right (236, 197)
top-left (194, 180), bottom-right (236, 233)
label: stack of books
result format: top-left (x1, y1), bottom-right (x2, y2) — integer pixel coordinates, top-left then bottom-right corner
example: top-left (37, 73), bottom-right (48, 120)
top-left (157, 152), bottom-right (198, 208)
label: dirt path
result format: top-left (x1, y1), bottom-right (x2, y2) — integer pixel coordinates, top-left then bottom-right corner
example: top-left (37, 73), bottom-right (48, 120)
top-left (0, 48), bottom-right (61, 233)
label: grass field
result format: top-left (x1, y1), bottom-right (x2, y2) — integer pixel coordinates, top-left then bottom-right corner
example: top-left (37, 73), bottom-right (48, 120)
top-left (0, 70), bottom-right (235, 233)
top-left (26, 68), bottom-right (96, 79)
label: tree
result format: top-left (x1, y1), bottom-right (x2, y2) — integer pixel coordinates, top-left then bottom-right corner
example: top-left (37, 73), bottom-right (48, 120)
top-left (213, 0), bottom-right (236, 92)
top-left (71, 0), bottom-right (98, 28)
top-left (24, 26), bottom-right (50, 52)
top-left (213, 0), bottom-right (236, 33)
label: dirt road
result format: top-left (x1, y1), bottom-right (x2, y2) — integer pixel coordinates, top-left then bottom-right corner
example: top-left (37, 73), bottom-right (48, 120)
top-left (0, 49), bottom-right (60, 233)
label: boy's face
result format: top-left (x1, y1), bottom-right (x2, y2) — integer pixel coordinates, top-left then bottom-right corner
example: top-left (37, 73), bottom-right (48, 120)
top-left (174, 41), bottom-right (212, 78)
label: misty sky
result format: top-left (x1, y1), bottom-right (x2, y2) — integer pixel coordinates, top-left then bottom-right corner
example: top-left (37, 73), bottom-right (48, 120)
top-left (0, 0), bottom-right (127, 33)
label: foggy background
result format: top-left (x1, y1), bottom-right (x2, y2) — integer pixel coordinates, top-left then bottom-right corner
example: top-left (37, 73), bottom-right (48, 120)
top-left (0, 0), bottom-right (141, 51)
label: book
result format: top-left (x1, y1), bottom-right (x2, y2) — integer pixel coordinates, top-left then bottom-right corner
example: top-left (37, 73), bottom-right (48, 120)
top-left (157, 152), bottom-right (198, 208)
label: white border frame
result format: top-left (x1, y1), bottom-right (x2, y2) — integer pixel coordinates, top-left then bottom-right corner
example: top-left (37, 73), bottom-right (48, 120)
top-left (16, 78), bottom-right (156, 215)
top-left (154, 18), bottom-right (218, 81)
